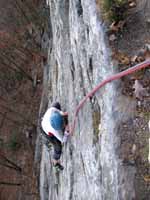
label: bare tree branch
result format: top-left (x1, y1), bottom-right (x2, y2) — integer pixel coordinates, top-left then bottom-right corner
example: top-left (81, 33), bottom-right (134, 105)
top-left (0, 153), bottom-right (22, 172)
top-left (0, 181), bottom-right (21, 186)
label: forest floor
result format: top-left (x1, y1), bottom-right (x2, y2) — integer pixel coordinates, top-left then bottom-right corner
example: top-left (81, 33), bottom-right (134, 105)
top-left (0, 1), bottom-right (45, 200)
top-left (106, 4), bottom-right (150, 199)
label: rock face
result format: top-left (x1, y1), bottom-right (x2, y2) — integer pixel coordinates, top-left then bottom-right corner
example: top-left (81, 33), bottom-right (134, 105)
top-left (39, 1), bottom-right (137, 200)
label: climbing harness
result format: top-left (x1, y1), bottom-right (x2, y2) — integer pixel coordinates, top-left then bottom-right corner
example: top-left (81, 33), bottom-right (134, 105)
top-left (71, 59), bottom-right (150, 135)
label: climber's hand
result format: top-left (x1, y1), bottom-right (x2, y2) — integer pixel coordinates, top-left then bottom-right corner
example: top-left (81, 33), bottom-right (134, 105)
top-left (62, 131), bottom-right (70, 144)
top-left (62, 111), bottom-right (68, 116)
top-left (65, 124), bottom-right (70, 133)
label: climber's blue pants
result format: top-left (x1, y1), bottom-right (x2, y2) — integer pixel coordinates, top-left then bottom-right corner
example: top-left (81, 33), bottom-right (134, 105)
top-left (48, 136), bottom-right (62, 160)
top-left (42, 131), bottom-right (62, 160)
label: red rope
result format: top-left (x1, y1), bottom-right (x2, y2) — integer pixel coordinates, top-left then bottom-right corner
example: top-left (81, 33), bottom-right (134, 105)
top-left (71, 59), bottom-right (150, 135)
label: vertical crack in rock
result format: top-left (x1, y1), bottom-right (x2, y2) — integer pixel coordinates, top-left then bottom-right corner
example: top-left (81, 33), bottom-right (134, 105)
top-left (89, 57), bottom-right (93, 74)
top-left (76, 0), bottom-right (83, 17)
top-left (70, 54), bottom-right (75, 82)
top-left (79, 64), bottom-right (86, 97)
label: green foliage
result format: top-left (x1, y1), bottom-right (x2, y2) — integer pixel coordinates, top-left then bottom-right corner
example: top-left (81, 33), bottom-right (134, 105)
top-left (0, 138), bottom-right (4, 148)
top-left (15, 71), bottom-right (24, 82)
top-left (0, 131), bottom-right (22, 151)
top-left (103, 0), bottom-right (128, 21)
top-left (7, 132), bottom-right (21, 151)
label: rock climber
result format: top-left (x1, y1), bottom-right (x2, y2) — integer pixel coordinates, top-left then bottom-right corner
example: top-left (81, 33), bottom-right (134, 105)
top-left (41, 102), bottom-right (70, 171)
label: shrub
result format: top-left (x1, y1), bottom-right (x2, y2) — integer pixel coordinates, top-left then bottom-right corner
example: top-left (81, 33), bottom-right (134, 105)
top-left (7, 133), bottom-right (21, 151)
top-left (103, 0), bottom-right (128, 21)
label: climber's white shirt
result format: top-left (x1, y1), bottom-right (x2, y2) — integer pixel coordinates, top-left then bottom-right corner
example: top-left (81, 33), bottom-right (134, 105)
top-left (41, 107), bottom-right (64, 142)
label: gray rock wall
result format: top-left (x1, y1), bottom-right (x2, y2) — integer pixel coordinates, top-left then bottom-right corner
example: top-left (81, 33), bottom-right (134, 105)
top-left (39, 1), bottom-right (136, 200)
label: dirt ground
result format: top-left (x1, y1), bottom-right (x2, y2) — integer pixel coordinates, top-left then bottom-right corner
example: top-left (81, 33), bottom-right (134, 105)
top-left (108, 4), bottom-right (150, 199)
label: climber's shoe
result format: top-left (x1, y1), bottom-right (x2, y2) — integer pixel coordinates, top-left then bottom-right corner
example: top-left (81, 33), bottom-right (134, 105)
top-left (54, 163), bottom-right (64, 172)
